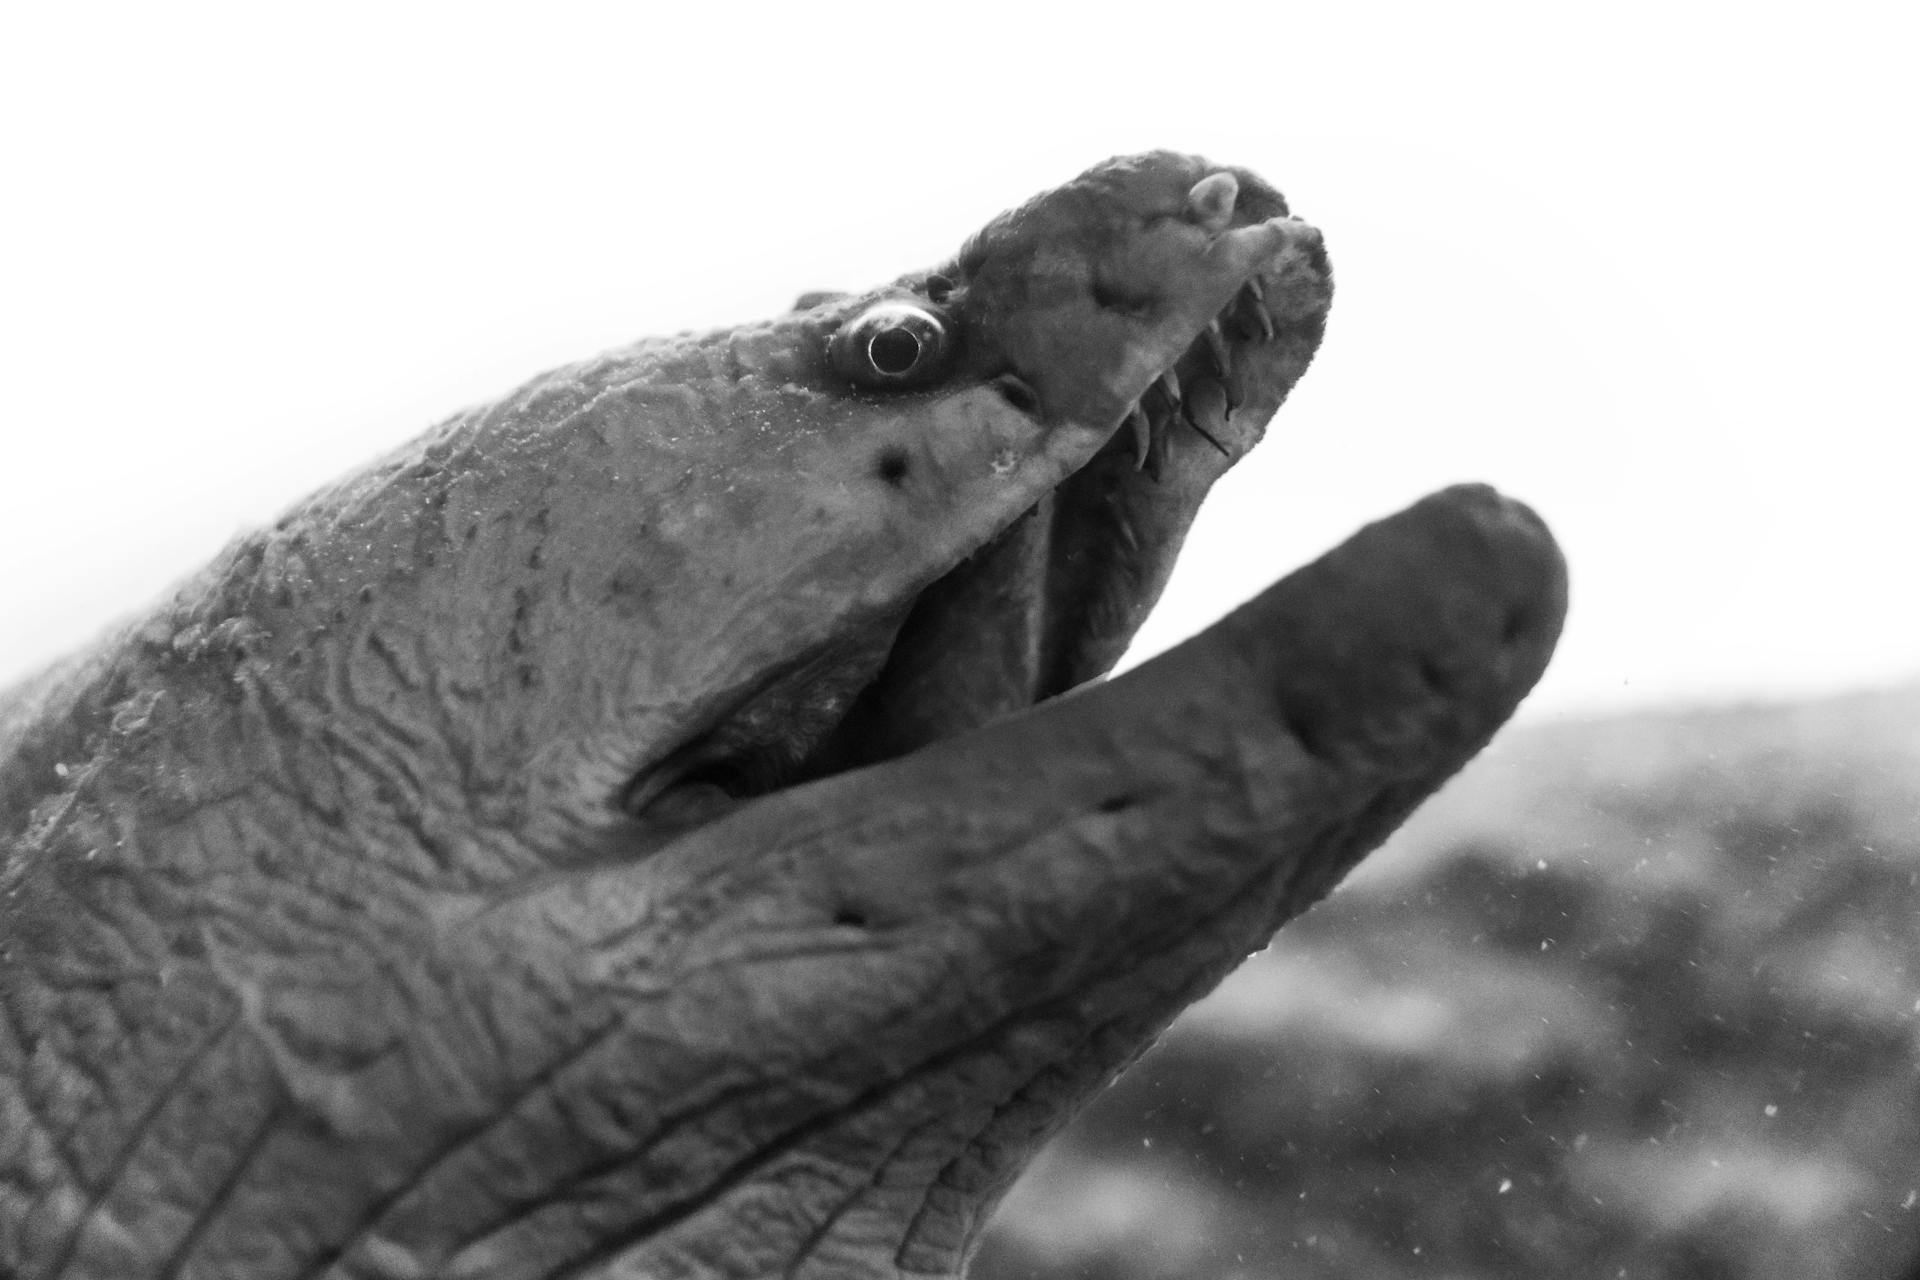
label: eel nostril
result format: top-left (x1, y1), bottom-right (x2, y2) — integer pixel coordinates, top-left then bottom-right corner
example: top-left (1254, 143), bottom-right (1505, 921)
top-left (1283, 217), bottom-right (1323, 246)
top-left (1186, 171), bottom-right (1240, 233)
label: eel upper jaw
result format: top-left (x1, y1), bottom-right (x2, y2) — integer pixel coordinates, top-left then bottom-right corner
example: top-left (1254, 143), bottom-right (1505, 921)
top-left (622, 182), bottom-right (1330, 844)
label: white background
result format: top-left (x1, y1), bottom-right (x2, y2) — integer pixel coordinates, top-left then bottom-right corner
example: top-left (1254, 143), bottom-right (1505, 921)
top-left (2, 3), bottom-right (1913, 719)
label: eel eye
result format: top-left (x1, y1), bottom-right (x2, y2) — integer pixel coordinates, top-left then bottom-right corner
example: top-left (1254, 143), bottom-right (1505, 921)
top-left (829, 300), bottom-right (953, 389)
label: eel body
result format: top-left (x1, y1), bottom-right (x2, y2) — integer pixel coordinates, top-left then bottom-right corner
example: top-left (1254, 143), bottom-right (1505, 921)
top-left (0, 153), bottom-right (1564, 1278)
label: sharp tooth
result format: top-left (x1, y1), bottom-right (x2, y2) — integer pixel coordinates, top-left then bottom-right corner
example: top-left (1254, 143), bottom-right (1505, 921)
top-left (1156, 368), bottom-right (1182, 407)
top-left (1236, 280), bottom-right (1276, 341)
top-left (1204, 320), bottom-right (1231, 376)
top-left (1181, 379), bottom-right (1235, 458)
top-left (1251, 300), bottom-right (1275, 342)
top-left (1182, 402), bottom-right (1232, 457)
top-left (1126, 402), bottom-right (1151, 470)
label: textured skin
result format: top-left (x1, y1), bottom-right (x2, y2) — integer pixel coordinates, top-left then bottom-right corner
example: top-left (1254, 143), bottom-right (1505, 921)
top-left (0, 154), bottom-right (1564, 1278)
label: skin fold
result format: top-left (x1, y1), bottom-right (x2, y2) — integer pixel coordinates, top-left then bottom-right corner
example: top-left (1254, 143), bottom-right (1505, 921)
top-left (0, 153), bottom-right (1566, 1278)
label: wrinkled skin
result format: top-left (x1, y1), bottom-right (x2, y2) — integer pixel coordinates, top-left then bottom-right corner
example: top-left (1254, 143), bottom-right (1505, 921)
top-left (0, 153), bottom-right (1566, 1278)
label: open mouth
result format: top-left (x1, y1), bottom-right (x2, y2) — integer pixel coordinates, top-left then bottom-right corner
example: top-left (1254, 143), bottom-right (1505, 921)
top-left (622, 179), bottom-right (1332, 841)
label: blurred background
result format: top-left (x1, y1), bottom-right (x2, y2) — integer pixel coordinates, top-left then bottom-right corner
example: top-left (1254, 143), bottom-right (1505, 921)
top-left (2, 3), bottom-right (1914, 1275)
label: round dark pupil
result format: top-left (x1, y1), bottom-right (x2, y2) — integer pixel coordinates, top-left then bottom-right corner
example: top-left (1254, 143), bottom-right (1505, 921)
top-left (868, 326), bottom-right (922, 376)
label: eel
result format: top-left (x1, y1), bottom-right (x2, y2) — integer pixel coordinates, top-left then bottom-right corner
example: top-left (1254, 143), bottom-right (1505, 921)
top-left (0, 152), bottom-right (1567, 1278)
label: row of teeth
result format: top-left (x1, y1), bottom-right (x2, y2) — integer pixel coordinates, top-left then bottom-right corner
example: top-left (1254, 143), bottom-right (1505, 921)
top-left (1123, 276), bottom-right (1279, 471)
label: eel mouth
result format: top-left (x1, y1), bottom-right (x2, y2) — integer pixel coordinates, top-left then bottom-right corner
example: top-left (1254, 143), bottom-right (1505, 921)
top-left (623, 178), bottom-right (1331, 840)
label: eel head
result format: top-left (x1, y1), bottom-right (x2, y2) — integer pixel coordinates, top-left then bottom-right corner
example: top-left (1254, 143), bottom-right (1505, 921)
top-left (613, 151), bottom-right (1332, 840)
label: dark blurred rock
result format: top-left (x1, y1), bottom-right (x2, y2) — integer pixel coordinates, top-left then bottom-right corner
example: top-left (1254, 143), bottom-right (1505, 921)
top-left (974, 682), bottom-right (1920, 1279)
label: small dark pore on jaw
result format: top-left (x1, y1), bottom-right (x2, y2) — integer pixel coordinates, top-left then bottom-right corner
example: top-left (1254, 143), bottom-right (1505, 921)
top-left (876, 448), bottom-right (910, 486)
